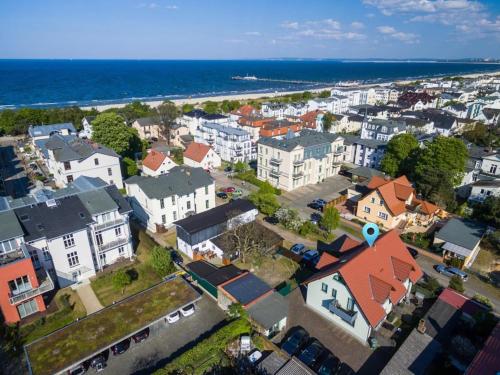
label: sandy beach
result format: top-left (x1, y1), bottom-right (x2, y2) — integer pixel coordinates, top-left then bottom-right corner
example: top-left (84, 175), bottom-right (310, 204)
top-left (82, 70), bottom-right (500, 111)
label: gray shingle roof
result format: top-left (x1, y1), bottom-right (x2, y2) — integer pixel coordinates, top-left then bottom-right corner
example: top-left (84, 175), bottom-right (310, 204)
top-left (125, 166), bottom-right (213, 200)
top-left (247, 292), bottom-right (288, 330)
top-left (0, 210), bottom-right (24, 242)
top-left (202, 122), bottom-right (249, 136)
top-left (348, 166), bottom-right (385, 179)
top-left (258, 129), bottom-right (341, 152)
top-left (46, 134), bottom-right (119, 162)
top-left (78, 189), bottom-right (118, 215)
top-left (342, 134), bottom-right (387, 148)
top-left (222, 273), bottom-right (272, 305)
top-left (435, 218), bottom-right (486, 250)
top-left (28, 123), bottom-right (76, 138)
top-left (134, 117), bottom-right (157, 127)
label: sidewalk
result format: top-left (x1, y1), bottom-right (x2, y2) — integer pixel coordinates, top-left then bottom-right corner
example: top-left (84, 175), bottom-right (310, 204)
top-left (75, 283), bottom-right (104, 314)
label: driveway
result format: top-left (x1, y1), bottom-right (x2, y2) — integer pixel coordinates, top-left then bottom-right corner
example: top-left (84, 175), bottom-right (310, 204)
top-left (75, 283), bottom-right (104, 314)
top-left (278, 175), bottom-right (353, 220)
top-left (100, 295), bottom-right (226, 375)
top-left (0, 144), bottom-right (30, 198)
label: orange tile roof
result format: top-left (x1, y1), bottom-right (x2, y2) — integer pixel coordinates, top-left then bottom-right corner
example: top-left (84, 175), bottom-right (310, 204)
top-left (366, 175), bottom-right (414, 216)
top-left (238, 117), bottom-right (274, 128)
top-left (183, 142), bottom-right (212, 163)
top-left (259, 123), bottom-right (302, 137)
top-left (233, 105), bottom-right (257, 117)
top-left (413, 199), bottom-right (439, 215)
top-left (316, 253), bottom-right (339, 270)
top-left (306, 230), bottom-right (423, 328)
top-left (142, 149), bottom-right (168, 171)
top-left (367, 176), bottom-right (388, 189)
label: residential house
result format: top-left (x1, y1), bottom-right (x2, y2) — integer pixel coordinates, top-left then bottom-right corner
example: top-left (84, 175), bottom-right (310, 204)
top-left (443, 103), bottom-right (468, 118)
top-left (131, 117), bottom-right (162, 140)
top-left (44, 134), bottom-right (123, 189)
top-left (28, 123), bottom-right (77, 145)
top-left (342, 135), bottom-right (387, 168)
top-left (80, 116), bottom-right (95, 139)
top-left (466, 322), bottom-right (500, 375)
top-left (230, 104), bottom-right (259, 121)
top-left (299, 110), bottom-right (324, 131)
top-left (284, 102), bottom-right (309, 117)
top-left (174, 199), bottom-right (258, 259)
top-left (170, 123), bottom-right (191, 149)
top-left (305, 230), bottom-right (423, 343)
top-left (355, 175), bottom-right (440, 230)
top-left (183, 142), bottom-right (222, 171)
top-left (237, 115), bottom-right (275, 143)
top-left (481, 153), bottom-right (499, 177)
top-left (346, 114), bottom-right (364, 133)
top-left (181, 109), bottom-right (208, 135)
top-left (259, 119), bottom-right (303, 139)
top-left (257, 129), bottom-right (345, 191)
top-left (195, 122), bottom-right (255, 162)
top-left (347, 166), bottom-right (385, 184)
top-left (423, 110), bottom-right (459, 136)
top-left (142, 149), bottom-right (177, 176)
top-left (469, 180), bottom-right (500, 202)
top-left (433, 218), bottom-right (486, 268)
top-left (125, 166), bottom-right (215, 233)
top-left (360, 118), bottom-right (407, 142)
top-left (261, 102), bottom-right (286, 119)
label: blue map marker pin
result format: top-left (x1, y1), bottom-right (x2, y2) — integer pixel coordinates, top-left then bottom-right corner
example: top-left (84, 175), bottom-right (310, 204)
top-left (362, 223), bottom-right (379, 247)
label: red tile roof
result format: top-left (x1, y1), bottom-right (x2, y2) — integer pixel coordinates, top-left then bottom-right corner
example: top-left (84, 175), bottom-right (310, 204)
top-left (183, 142), bottom-right (212, 163)
top-left (233, 105), bottom-right (257, 117)
top-left (142, 149), bottom-right (168, 171)
top-left (316, 253), bottom-right (339, 270)
top-left (438, 288), bottom-right (488, 317)
top-left (306, 230), bottom-right (423, 328)
top-left (300, 110), bottom-right (323, 129)
top-left (466, 322), bottom-right (500, 375)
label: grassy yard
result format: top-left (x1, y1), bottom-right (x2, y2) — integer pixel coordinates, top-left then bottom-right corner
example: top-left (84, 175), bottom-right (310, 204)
top-left (472, 249), bottom-right (496, 273)
top-left (91, 229), bottom-right (163, 306)
top-left (339, 222), bottom-right (363, 239)
top-left (20, 288), bottom-right (87, 345)
top-left (236, 253), bottom-right (299, 287)
top-left (27, 277), bottom-right (198, 375)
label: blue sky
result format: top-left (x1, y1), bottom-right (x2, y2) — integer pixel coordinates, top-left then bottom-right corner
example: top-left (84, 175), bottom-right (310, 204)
top-left (0, 0), bottom-right (499, 59)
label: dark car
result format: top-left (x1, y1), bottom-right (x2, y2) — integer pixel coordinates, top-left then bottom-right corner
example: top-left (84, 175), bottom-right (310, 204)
top-left (170, 250), bottom-right (183, 264)
top-left (336, 362), bottom-right (355, 375)
top-left (67, 364), bottom-right (87, 375)
top-left (111, 338), bottom-right (131, 355)
top-left (308, 202), bottom-right (323, 211)
top-left (407, 246), bottom-right (418, 259)
top-left (297, 339), bottom-right (325, 369)
top-left (310, 213), bottom-right (322, 225)
top-left (313, 199), bottom-right (327, 206)
top-left (281, 328), bottom-right (309, 356)
top-left (89, 355), bottom-right (106, 372)
top-left (316, 353), bottom-right (341, 375)
top-left (216, 191), bottom-right (228, 199)
top-left (264, 216), bottom-right (279, 225)
top-left (224, 166), bottom-right (232, 172)
top-left (132, 327), bottom-right (150, 343)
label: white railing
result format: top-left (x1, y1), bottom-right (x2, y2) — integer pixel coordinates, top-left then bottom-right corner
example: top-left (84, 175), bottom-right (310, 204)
top-left (98, 237), bottom-right (129, 253)
top-left (93, 218), bottom-right (125, 232)
top-left (9, 271), bottom-right (54, 305)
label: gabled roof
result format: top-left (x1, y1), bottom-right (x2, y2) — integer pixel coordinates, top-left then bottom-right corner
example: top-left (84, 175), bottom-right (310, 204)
top-left (142, 149), bottom-right (171, 171)
top-left (307, 230), bottom-right (423, 328)
top-left (367, 175), bottom-right (413, 216)
top-left (134, 117), bottom-right (157, 127)
top-left (46, 134), bottom-right (119, 162)
top-left (28, 123), bottom-right (76, 138)
top-left (247, 292), bottom-right (289, 330)
top-left (183, 109), bottom-right (207, 118)
top-left (0, 210), bottom-right (24, 242)
top-left (257, 129), bottom-right (341, 152)
top-left (232, 105), bottom-right (257, 117)
top-left (183, 142), bottom-right (212, 163)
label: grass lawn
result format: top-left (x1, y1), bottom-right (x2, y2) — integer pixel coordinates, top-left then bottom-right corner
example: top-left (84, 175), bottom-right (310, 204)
top-left (339, 222), bottom-right (362, 239)
top-left (236, 253), bottom-right (299, 287)
top-left (91, 229), bottom-right (163, 306)
top-left (20, 288), bottom-right (87, 345)
top-left (471, 249), bottom-right (495, 273)
top-left (26, 277), bottom-right (199, 375)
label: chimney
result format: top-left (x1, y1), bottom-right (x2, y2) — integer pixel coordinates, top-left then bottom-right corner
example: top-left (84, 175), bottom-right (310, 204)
top-left (417, 319), bottom-right (426, 334)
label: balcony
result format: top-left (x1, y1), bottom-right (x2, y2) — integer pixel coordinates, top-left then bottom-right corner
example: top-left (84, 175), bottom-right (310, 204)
top-left (9, 270), bottom-right (54, 305)
top-left (333, 147), bottom-right (344, 156)
top-left (292, 171), bottom-right (304, 179)
top-left (269, 169), bottom-right (280, 178)
top-left (293, 159), bottom-right (304, 166)
top-left (93, 218), bottom-right (125, 232)
top-left (97, 237), bottom-right (130, 253)
top-left (328, 299), bottom-right (357, 325)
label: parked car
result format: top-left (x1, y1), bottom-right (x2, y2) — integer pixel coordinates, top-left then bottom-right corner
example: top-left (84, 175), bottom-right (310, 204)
top-left (290, 243), bottom-right (306, 255)
top-left (316, 353), bottom-right (341, 375)
top-left (310, 213), bottom-right (322, 225)
top-left (248, 350), bottom-right (263, 364)
top-left (308, 202), bottom-right (324, 211)
top-left (407, 247), bottom-right (418, 259)
top-left (181, 304), bottom-right (195, 317)
top-left (170, 250), bottom-right (183, 265)
top-left (224, 187), bottom-right (236, 193)
top-left (447, 267), bottom-right (469, 281)
top-left (434, 264), bottom-right (455, 278)
top-left (166, 311), bottom-right (180, 323)
top-left (264, 216), bottom-right (279, 225)
top-left (302, 250), bottom-right (320, 265)
top-left (132, 328), bottom-right (150, 343)
top-left (111, 338), bottom-right (131, 356)
top-left (298, 339), bottom-right (325, 369)
top-left (216, 191), bottom-right (228, 199)
top-left (241, 335), bottom-right (251, 352)
top-left (232, 188), bottom-right (243, 196)
top-left (67, 364), bottom-right (87, 375)
top-left (313, 199), bottom-right (327, 207)
top-left (89, 355), bottom-right (107, 372)
top-left (281, 328), bottom-right (309, 356)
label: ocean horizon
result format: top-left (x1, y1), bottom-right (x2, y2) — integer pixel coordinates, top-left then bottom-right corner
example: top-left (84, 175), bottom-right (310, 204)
top-left (1, 59), bottom-right (499, 110)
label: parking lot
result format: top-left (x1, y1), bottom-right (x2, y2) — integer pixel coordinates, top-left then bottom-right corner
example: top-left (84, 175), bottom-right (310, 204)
top-left (100, 295), bottom-right (226, 375)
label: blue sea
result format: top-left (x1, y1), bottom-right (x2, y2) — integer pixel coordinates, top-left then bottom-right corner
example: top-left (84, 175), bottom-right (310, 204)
top-left (0, 59), bottom-right (499, 109)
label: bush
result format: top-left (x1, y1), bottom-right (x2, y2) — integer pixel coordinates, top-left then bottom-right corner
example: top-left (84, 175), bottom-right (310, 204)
top-left (423, 277), bottom-right (441, 295)
top-left (112, 269), bottom-right (132, 294)
top-left (150, 246), bottom-right (176, 277)
top-left (233, 161), bottom-right (248, 173)
top-left (400, 232), bottom-right (431, 249)
top-left (123, 157), bottom-right (138, 177)
top-left (299, 221), bottom-right (316, 236)
top-left (275, 207), bottom-right (302, 232)
top-left (472, 294), bottom-right (493, 309)
top-left (447, 257), bottom-right (464, 269)
top-left (235, 170), bottom-right (281, 195)
top-left (449, 275), bottom-right (465, 293)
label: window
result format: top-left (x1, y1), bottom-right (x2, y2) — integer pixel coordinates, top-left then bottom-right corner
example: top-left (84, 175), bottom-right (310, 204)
top-left (187, 201), bottom-right (191, 210)
top-left (118, 246), bottom-right (125, 255)
top-left (29, 249), bottom-right (41, 269)
top-left (205, 186), bottom-right (209, 194)
top-left (0, 238), bottom-right (18, 254)
top-left (160, 198), bottom-right (165, 209)
top-left (8, 276), bottom-right (31, 295)
top-left (173, 211), bottom-right (177, 221)
top-left (331, 288), bottom-right (337, 299)
top-left (67, 251), bottom-right (79, 267)
top-left (63, 234), bottom-right (75, 248)
top-left (490, 164), bottom-right (497, 174)
top-left (161, 214), bottom-right (166, 224)
top-left (370, 197), bottom-right (376, 204)
top-left (347, 298), bottom-right (354, 311)
top-left (380, 200), bottom-right (384, 205)
top-left (321, 283), bottom-right (328, 293)
top-left (378, 212), bottom-right (388, 220)
top-left (67, 175), bottom-right (74, 183)
top-left (17, 299), bottom-right (39, 319)
top-left (107, 168), bottom-right (112, 176)
top-left (171, 196), bottom-right (176, 205)
top-left (115, 227), bottom-right (122, 236)
top-left (364, 206), bottom-right (371, 214)
top-left (94, 158), bottom-right (99, 166)
top-left (42, 246), bottom-right (51, 261)
top-left (480, 189), bottom-right (485, 194)
top-left (63, 161), bottom-right (71, 171)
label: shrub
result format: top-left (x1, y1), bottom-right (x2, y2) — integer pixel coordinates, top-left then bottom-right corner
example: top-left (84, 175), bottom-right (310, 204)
top-left (400, 232), bottom-right (431, 249)
top-left (233, 161), bottom-right (248, 173)
top-left (299, 221), bottom-right (316, 236)
top-left (423, 277), bottom-right (441, 295)
top-left (472, 294), bottom-right (493, 309)
top-left (448, 257), bottom-right (464, 269)
top-left (449, 275), bottom-right (465, 293)
top-left (123, 157), bottom-right (138, 177)
top-left (235, 170), bottom-right (281, 195)
top-left (150, 246), bottom-right (176, 277)
top-left (112, 269), bottom-right (132, 294)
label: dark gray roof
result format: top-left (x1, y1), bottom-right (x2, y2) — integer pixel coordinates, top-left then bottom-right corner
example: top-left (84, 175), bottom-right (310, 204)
top-left (472, 179), bottom-right (500, 188)
top-left (222, 273), bottom-right (272, 305)
top-left (28, 123), bottom-right (76, 138)
top-left (186, 260), bottom-right (245, 286)
top-left (347, 166), bottom-right (385, 179)
top-left (203, 122), bottom-right (249, 136)
top-left (257, 351), bottom-right (289, 375)
top-left (14, 196), bottom-right (93, 242)
top-left (0, 210), bottom-right (24, 242)
top-left (184, 109), bottom-right (207, 118)
top-left (125, 166), bottom-right (213, 200)
top-left (201, 113), bottom-right (227, 120)
top-left (34, 135), bottom-right (77, 159)
top-left (342, 134), bottom-right (387, 148)
top-left (258, 129), bottom-right (341, 152)
top-left (78, 189), bottom-right (118, 215)
top-left (275, 358), bottom-right (315, 375)
top-left (134, 117), bottom-right (156, 127)
top-left (104, 185), bottom-right (132, 214)
top-left (174, 199), bottom-right (256, 235)
top-left (435, 218), bottom-right (486, 250)
top-left (46, 134), bottom-right (119, 162)
top-left (247, 292), bottom-right (288, 330)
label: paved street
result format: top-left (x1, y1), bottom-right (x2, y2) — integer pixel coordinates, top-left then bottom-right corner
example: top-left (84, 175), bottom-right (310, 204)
top-left (100, 295), bottom-right (226, 375)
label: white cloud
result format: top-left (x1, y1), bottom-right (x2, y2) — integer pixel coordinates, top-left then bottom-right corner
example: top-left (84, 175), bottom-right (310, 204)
top-left (244, 31), bottom-right (261, 36)
top-left (165, 5), bottom-right (178, 10)
top-left (283, 19), bottom-right (365, 41)
top-left (281, 21), bottom-right (299, 30)
top-left (377, 25), bottom-right (419, 43)
top-left (351, 21), bottom-right (365, 29)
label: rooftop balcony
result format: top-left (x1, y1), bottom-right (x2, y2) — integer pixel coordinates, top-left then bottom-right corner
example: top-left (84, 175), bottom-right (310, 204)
top-left (98, 237), bottom-right (130, 254)
top-left (93, 217), bottom-right (125, 232)
top-left (9, 270), bottom-right (54, 305)
top-left (328, 299), bottom-right (357, 325)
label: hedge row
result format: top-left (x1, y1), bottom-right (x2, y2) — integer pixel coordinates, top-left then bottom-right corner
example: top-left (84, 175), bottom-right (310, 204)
top-left (235, 171), bottom-right (281, 195)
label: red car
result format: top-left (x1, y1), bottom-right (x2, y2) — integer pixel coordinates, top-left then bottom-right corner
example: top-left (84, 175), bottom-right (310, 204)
top-left (223, 187), bottom-right (236, 193)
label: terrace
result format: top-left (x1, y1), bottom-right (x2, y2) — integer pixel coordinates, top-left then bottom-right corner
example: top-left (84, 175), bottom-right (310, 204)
top-left (25, 276), bottom-right (200, 375)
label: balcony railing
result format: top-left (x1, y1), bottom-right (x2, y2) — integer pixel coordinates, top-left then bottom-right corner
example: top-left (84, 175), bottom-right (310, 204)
top-left (93, 218), bottom-right (125, 232)
top-left (269, 169), bottom-right (280, 178)
top-left (293, 159), bottom-right (304, 165)
top-left (333, 147), bottom-right (344, 156)
top-left (98, 237), bottom-right (130, 253)
top-left (270, 157), bottom-right (282, 166)
top-left (328, 299), bottom-right (357, 325)
top-left (292, 171), bottom-right (304, 179)
top-left (9, 270), bottom-right (54, 305)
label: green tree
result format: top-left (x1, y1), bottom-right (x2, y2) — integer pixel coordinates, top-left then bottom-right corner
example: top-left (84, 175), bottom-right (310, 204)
top-left (203, 101), bottom-right (219, 114)
top-left (248, 190), bottom-right (280, 216)
top-left (120, 101), bottom-right (152, 123)
top-left (462, 122), bottom-right (499, 147)
top-left (112, 269), bottom-right (132, 294)
top-left (233, 161), bottom-right (248, 173)
top-left (322, 112), bottom-right (334, 133)
top-left (449, 275), bottom-right (465, 293)
top-left (154, 101), bottom-right (179, 144)
top-left (181, 103), bottom-right (195, 113)
top-left (299, 221), bottom-right (316, 236)
top-left (220, 100), bottom-right (241, 113)
top-left (302, 91), bottom-right (313, 100)
top-left (318, 90), bottom-right (331, 98)
top-left (380, 133), bottom-right (420, 177)
top-left (91, 112), bottom-right (142, 157)
top-left (227, 303), bottom-right (248, 320)
top-left (472, 196), bottom-right (500, 227)
top-left (123, 157), bottom-right (138, 177)
top-left (150, 246), bottom-right (176, 277)
top-left (320, 206), bottom-right (340, 232)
